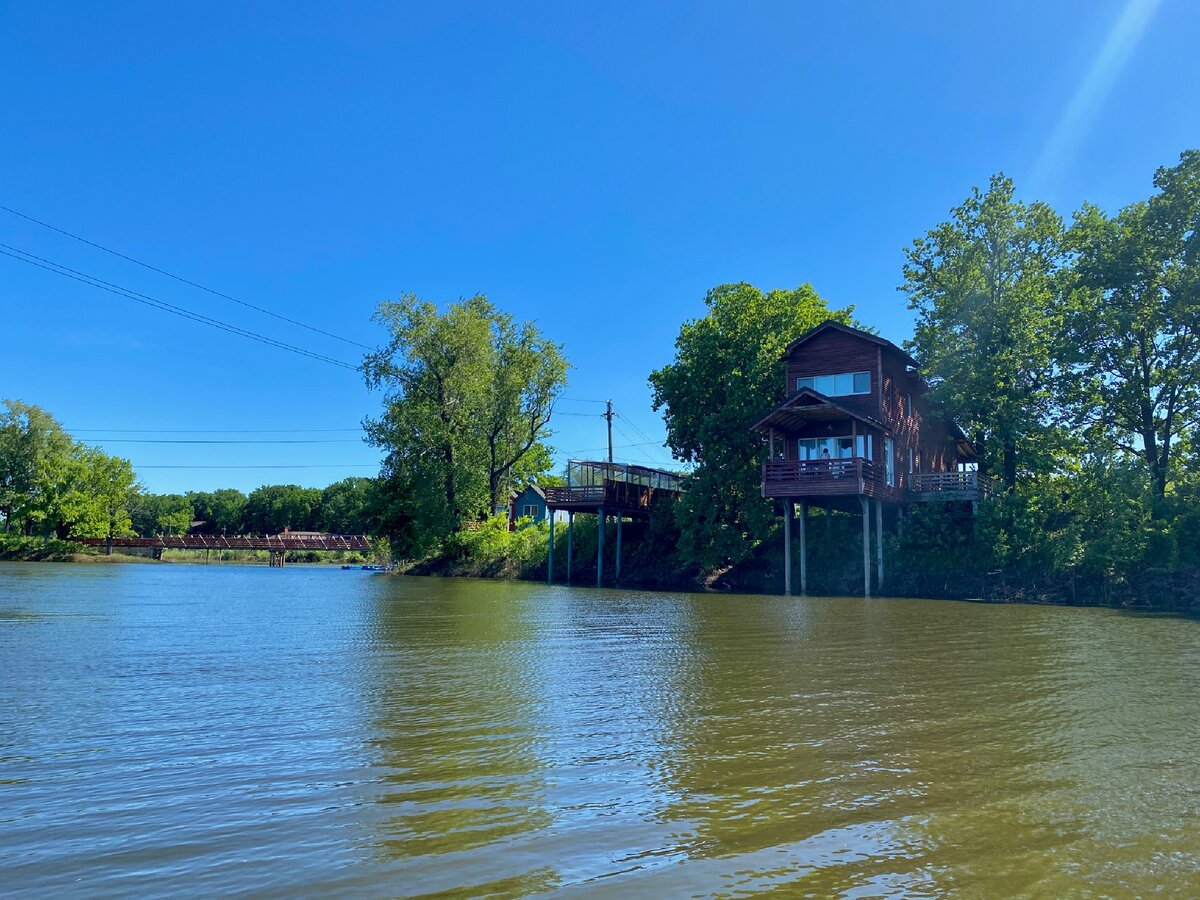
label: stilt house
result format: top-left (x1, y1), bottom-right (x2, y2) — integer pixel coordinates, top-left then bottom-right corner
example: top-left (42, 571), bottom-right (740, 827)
top-left (751, 320), bottom-right (990, 596)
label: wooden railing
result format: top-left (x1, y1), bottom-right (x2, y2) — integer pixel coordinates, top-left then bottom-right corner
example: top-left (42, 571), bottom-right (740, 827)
top-left (762, 460), bottom-right (994, 502)
top-left (544, 485), bottom-right (605, 504)
top-left (762, 458), bottom-right (887, 497)
top-left (909, 471), bottom-right (995, 497)
top-left (77, 534), bottom-right (372, 551)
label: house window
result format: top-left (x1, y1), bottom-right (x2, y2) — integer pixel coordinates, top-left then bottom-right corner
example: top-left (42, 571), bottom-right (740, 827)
top-left (795, 371), bottom-right (871, 397)
top-left (522, 504), bottom-right (540, 519)
top-left (885, 437), bottom-right (895, 486)
top-left (798, 435), bottom-right (871, 461)
top-left (905, 393), bottom-right (913, 416)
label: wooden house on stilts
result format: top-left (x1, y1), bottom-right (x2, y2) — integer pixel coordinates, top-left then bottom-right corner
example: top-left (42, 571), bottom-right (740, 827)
top-left (752, 321), bottom-right (991, 597)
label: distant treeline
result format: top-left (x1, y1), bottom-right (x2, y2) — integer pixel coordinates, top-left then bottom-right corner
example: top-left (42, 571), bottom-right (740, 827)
top-left (132, 479), bottom-right (380, 537)
top-left (1, 398), bottom-right (382, 541)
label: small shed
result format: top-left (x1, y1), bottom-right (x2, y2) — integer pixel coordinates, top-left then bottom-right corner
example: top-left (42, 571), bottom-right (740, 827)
top-left (509, 483), bottom-right (549, 529)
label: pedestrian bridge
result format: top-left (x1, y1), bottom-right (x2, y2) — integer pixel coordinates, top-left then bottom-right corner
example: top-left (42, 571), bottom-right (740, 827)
top-left (77, 533), bottom-right (372, 566)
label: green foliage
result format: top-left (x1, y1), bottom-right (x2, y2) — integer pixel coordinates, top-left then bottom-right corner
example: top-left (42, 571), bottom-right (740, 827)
top-left (186, 488), bottom-right (247, 534)
top-left (1063, 150), bottom-right (1200, 501)
top-left (363, 294), bottom-right (567, 555)
top-left (902, 174), bottom-right (1068, 489)
top-left (318, 477), bottom-right (378, 534)
top-left (242, 484), bottom-right (323, 534)
top-left (131, 493), bottom-right (194, 536)
top-left (0, 400), bottom-right (138, 539)
top-left (442, 515), bottom-right (551, 575)
top-left (648, 282), bottom-right (853, 573)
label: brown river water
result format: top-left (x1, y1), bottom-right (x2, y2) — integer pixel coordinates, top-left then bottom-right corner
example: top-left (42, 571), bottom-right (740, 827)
top-left (2, 562), bottom-right (1199, 897)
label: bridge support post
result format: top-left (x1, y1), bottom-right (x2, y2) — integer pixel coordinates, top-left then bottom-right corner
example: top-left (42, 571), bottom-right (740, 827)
top-left (798, 501), bottom-right (808, 597)
top-left (567, 512), bottom-right (574, 585)
top-left (548, 512), bottom-right (555, 585)
top-left (596, 509), bottom-right (605, 588)
top-left (783, 500), bottom-right (792, 596)
top-left (615, 515), bottom-right (623, 585)
top-left (860, 495), bottom-right (871, 597)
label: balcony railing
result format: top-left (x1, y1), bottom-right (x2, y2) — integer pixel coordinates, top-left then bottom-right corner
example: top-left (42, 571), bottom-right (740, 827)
top-left (909, 471), bottom-right (996, 498)
top-left (762, 458), bottom-right (891, 497)
top-left (762, 459), bottom-right (992, 502)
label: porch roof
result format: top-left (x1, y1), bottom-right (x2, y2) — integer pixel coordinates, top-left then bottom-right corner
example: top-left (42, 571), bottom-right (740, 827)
top-left (750, 388), bottom-right (885, 434)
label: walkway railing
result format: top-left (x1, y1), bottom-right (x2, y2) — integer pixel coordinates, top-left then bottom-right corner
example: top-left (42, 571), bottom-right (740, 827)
top-left (909, 471), bottom-right (995, 497)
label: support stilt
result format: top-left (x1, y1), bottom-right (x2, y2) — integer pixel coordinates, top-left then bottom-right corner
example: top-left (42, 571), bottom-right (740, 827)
top-left (798, 500), bottom-right (808, 596)
top-left (615, 516), bottom-right (623, 584)
top-left (783, 500), bottom-right (793, 595)
top-left (596, 509), bottom-right (605, 588)
top-left (861, 495), bottom-right (871, 597)
top-left (548, 512), bottom-right (555, 584)
top-left (875, 498), bottom-right (884, 589)
top-left (567, 512), bottom-right (574, 585)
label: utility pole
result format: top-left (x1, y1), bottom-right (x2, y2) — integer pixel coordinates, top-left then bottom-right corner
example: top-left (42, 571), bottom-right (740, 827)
top-left (604, 400), bottom-right (614, 463)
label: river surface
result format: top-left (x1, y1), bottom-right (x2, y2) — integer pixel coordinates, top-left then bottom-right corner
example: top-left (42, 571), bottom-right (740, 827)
top-left (3, 563), bottom-right (1200, 897)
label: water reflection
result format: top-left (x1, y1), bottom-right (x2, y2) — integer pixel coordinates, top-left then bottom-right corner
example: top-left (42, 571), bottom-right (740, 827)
top-left (4, 565), bottom-right (1200, 896)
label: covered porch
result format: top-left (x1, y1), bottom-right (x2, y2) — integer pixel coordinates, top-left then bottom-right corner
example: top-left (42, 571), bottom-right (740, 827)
top-left (752, 389), bottom-right (902, 504)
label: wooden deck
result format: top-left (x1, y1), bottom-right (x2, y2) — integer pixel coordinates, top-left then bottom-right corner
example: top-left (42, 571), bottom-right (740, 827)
top-left (908, 471), bottom-right (995, 501)
top-left (544, 480), bottom-right (667, 517)
top-left (762, 460), bottom-right (990, 504)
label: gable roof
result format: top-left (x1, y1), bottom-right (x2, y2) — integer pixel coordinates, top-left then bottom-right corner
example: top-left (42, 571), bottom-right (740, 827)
top-left (782, 320), bottom-right (919, 369)
top-left (514, 483), bottom-right (547, 501)
top-left (751, 387), bottom-right (886, 433)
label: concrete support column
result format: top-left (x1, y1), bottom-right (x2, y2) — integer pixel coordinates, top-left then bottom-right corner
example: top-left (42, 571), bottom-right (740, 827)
top-left (596, 509), bottom-right (605, 588)
top-left (783, 500), bottom-right (793, 595)
top-left (861, 495), bottom-right (871, 597)
top-left (875, 498), bottom-right (884, 589)
top-left (798, 500), bottom-right (808, 597)
top-left (548, 511), bottom-right (555, 585)
top-left (567, 512), bottom-right (574, 585)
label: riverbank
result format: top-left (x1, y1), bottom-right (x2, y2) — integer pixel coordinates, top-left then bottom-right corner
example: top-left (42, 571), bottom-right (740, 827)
top-left (401, 513), bottom-right (1200, 610)
top-left (0, 536), bottom-right (376, 566)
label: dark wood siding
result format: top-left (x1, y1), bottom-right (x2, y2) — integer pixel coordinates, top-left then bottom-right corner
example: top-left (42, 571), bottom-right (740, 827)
top-left (784, 330), bottom-right (880, 420)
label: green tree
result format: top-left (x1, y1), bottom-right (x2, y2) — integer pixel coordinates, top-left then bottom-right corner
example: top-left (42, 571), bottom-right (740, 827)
top-left (649, 282), bottom-right (853, 575)
top-left (0, 400), bottom-right (75, 534)
top-left (55, 447), bottom-right (139, 542)
top-left (362, 294), bottom-right (567, 550)
top-left (901, 174), bottom-right (1067, 490)
top-left (187, 488), bottom-right (248, 534)
top-left (243, 484), bottom-right (322, 534)
top-left (1064, 150), bottom-right (1200, 503)
top-left (318, 477), bottom-right (378, 534)
top-left (131, 493), bottom-right (194, 536)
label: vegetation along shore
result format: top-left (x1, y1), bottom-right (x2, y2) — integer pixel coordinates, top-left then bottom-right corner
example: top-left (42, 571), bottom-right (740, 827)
top-left (6, 150), bottom-right (1200, 609)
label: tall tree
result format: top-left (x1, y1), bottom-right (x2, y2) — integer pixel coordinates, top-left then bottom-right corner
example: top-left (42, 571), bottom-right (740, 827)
top-left (649, 283), bottom-right (853, 575)
top-left (362, 294), bottom-right (566, 548)
top-left (901, 174), bottom-right (1066, 490)
top-left (1065, 150), bottom-right (1200, 502)
top-left (243, 484), bottom-right (321, 534)
top-left (0, 399), bottom-right (75, 534)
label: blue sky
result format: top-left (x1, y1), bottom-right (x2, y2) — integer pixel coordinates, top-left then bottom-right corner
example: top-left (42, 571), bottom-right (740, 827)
top-left (2, 1), bottom-right (1196, 494)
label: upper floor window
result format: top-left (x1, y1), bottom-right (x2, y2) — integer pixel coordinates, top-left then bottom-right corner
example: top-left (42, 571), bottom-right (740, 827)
top-left (905, 393), bottom-right (913, 416)
top-left (796, 371), bottom-right (870, 396)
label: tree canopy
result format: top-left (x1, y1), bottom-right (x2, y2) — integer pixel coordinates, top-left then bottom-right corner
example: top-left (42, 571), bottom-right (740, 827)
top-left (362, 294), bottom-right (567, 553)
top-left (649, 283), bottom-right (854, 573)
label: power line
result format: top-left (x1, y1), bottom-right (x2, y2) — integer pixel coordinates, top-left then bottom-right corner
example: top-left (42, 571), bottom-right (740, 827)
top-left (136, 464), bottom-right (379, 469)
top-left (0, 203), bottom-right (373, 350)
top-left (72, 427), bottom-right (363, 434)
top-left (0, 244), bottom-right (360, 370)
top-left (90, 438), bottom-right (366, 444)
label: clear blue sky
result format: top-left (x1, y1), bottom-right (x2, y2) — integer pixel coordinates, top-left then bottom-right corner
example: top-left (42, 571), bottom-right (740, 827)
top-left (3, 1), bottom-right (1196, 494)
